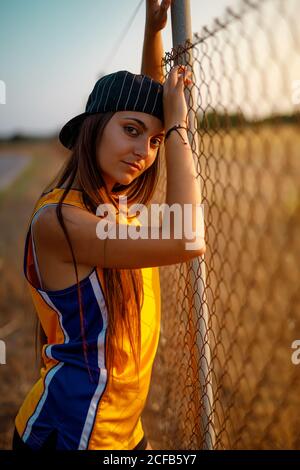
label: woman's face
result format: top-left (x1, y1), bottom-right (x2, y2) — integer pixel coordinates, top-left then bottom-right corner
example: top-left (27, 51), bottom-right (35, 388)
top-left (96, 111), bottom-right (165, 193)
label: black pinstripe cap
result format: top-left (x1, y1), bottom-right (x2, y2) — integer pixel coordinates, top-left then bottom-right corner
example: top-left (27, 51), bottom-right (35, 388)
top-left (59, 70), bottom-right (164, 150)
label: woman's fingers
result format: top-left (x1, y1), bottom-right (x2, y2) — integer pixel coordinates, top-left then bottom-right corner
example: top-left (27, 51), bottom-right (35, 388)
top-left (161, 0), bottom-right (171, 10)
top-left (146, 0), bottom-right (171, 32)
top-left (174, 66), bottom-right (192, 86)
top-left (164, 66), bottom-right (193, 93)
top-left (164, 65), bottom-right (177, 91)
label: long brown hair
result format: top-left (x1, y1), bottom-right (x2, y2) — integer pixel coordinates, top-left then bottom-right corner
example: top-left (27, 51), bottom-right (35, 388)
top-left (35, 112), bottom-right (162, 385)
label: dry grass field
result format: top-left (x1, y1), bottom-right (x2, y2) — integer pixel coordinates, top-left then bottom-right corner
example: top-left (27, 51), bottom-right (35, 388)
top-left (0, 139), bottom-right (68, 449)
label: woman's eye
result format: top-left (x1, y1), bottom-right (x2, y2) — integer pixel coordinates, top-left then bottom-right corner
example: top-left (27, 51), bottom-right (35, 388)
top-left (124, 126), bottom-right (162, 147)
top-left (124, 126), bottom-right (138, 136)
top-left (152, 138), bottom-right (162, 147)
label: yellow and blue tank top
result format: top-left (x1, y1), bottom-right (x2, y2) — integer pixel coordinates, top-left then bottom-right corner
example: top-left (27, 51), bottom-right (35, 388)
top-left (15, 187), bottom-right (161, 450)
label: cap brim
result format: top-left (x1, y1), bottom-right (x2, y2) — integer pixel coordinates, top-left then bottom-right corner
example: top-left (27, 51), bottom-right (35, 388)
top-left (59, 112), bottom-right (89, 150)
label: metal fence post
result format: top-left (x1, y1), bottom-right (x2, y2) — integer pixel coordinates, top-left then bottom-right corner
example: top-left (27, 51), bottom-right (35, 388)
top-left (170, 0), bottom-right (215, 450)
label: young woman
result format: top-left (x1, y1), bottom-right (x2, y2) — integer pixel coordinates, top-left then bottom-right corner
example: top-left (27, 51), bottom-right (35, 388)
top-left (12, 1), bottom-right (205, 450)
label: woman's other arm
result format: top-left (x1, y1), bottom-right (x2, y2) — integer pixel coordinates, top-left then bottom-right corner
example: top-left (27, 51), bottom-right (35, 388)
top-left (141, 0), bottom-right (171, 83)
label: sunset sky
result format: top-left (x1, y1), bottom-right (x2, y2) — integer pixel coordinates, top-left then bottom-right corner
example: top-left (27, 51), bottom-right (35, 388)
top-left (1, 0), bottom-right (298, 137)
top-left (0, 0), bottom-right (238, 137)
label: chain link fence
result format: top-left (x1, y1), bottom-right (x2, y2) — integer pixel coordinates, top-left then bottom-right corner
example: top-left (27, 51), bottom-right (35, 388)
top-left (144, 0), bottom-right (300, 450)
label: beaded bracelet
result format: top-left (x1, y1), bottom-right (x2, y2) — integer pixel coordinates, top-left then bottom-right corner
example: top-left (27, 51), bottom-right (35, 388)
top-left (165, 124), bottom-right (188, 145)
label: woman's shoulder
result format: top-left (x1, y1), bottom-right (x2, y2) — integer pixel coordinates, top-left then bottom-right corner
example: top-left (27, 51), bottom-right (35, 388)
top-left (33, 201), bottom-right (91, 243)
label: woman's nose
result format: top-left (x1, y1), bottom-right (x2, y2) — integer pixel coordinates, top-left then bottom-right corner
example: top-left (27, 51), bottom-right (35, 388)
top-left (134, 139), bottom-right (150, 158)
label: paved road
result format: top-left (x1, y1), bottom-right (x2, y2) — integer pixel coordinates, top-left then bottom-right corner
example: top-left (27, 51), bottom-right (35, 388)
top-left (0, 154), bottom-right (32, 191)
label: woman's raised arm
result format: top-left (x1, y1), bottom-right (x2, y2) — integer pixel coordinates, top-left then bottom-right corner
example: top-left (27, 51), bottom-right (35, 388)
top-left (141, 0), bottom-right (171, 83)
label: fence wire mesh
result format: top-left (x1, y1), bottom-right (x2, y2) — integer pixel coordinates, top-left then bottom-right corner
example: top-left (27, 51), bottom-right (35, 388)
top-left (144, 0), bottom-right (300, 450)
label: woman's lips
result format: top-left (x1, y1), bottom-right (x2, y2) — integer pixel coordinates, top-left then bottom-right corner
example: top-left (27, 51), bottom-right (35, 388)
top-left (122, 161), bottom-right (140, 171)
